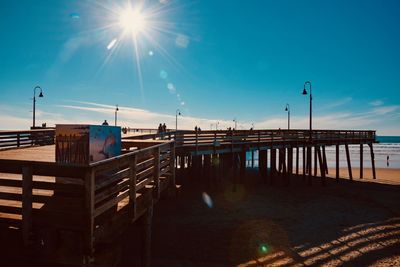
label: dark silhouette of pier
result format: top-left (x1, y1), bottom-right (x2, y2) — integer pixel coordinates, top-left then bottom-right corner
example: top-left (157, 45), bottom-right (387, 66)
top-left (0, 128), bottom-right (379, 266)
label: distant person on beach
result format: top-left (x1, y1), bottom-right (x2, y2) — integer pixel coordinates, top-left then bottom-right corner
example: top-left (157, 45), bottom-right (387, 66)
top-left (387, 155), bottom-right (390, 167)
top-left (102, 120), bottom-right (109, 126)
top-left (162, 123), bottom-right (167, 133)
top-left (157, 123), bottom-right (162, 134)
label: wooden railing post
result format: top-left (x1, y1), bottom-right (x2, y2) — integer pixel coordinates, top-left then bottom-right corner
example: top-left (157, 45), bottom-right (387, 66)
top-left (84, 169), bottom-right (95, 265)
top-left (129, 155), bottom-right (137, 218)
top-left (153, 147), bottom-right (160, 199)
top-left (195, 131), bottom-right (199, 154)
top-left (17, 133), bottom-right (20, 147)
top-left (22, 166), bottom-right (33, 246)
top-left (170, 142), bottom-right (176, 188)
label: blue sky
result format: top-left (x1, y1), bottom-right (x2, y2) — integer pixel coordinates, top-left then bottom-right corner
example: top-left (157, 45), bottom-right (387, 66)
top-left (0, 0), bottom-right (399, 134)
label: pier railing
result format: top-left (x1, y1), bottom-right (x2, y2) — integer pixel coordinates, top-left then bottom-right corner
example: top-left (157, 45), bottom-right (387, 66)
top-left (0, 140), bottom-right (175, 259)
top-left (123, 129), bottom-right (376, 152)
top-left (0, 129), bottom-right (55, 150)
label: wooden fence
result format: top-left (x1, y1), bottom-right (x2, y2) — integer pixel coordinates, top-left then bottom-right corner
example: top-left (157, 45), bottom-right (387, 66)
top-left (0, 140), bottom-right (175, 261)
top-left (0, 129), bottom-right (55, 150)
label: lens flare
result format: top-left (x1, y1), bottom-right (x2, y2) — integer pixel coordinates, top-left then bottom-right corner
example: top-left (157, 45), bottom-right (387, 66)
top-left (107, 38), bottom-right (117, 50)
top-left (259, 244), bottom-right (269, 254)
top-left (202, 192), bottom-right (213, 208)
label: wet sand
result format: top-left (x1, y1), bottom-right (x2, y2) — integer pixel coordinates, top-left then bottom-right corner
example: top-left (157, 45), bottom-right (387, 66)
top-left (151, 168), bottom-right (400, 266)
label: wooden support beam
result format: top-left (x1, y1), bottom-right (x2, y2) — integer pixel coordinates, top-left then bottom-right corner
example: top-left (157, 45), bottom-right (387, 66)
top-left (170, 143), bottom-right (176, 188)
top-left (239, 151), bottom-right (246, 180)
top-left (288, 147), bottom-right (293, 175)
top-left (345, 143), bottom-right (353, 181)
top-left (322, 145), bottom-right (328, 174)
top-left (307, 146), bottom-right (312, 185)
top-left (278, 149), bottom-right (282, 174)
top-left (258, 149), bottom-right (265, 177)
top-left (141, 203), bottom-right (153, 267)
top-left (281, 148), bottom-right (287, 176)
top-left (314, 146), bottom-right (318, 177)
top-left (270, 149), bottom-right (276, 185)
top-left (336, 144), bottom-right (339, 182)
top-left (84, 169), bottom-right (95, 264)
top-left (296, 146), bottom-right (299, 176)
top-left (129, 155), bottom-right (137, 218)
top-left (204, 154), bottom-right (211, 187)
top-left (153, 147), bottom-right (160, 199)
top-left (302, 146), bottom-right (306, 180)
top-left (316, 146), bottom-right (326, 186)
top-left (265, 149), bottom-right (269, 178)
top-left (22, 166), bottom-right (33, 246)
top-left (251, 150), bottom-right (255, 168)
top-left (286, 147), bottom-right (293, 185)
top-left (360, 143), bottom-right (363, 179)
top-left (369, 143), bottom-right (377, 179)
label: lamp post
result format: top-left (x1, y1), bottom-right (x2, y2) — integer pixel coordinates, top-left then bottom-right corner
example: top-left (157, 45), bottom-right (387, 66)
top-left (233, 118), bottom-right (237, 130)
top-left (114, 105), bottom-right (119, 126)
top-left (175, 109), bottom-right (181, 132)
top-left (32, 86), bottom-right (44, 128)
top-left (285, 104), bottom-right (290, 130)
top-left (302, 81), bottom-right (312, 136)
top-left (216, 121), bottom-right (219, 130)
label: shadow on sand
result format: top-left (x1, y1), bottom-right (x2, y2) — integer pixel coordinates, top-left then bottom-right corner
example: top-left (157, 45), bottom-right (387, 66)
top-left (150, 169), bottom-right (400, 266)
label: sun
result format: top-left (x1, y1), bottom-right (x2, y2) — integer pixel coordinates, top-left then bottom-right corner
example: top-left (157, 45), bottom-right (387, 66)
top-left (119, 8), bottom-right (147, 36)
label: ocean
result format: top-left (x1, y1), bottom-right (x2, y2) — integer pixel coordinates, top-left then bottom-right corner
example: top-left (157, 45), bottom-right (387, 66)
top-left (246, 136), bottom-right (400, 169)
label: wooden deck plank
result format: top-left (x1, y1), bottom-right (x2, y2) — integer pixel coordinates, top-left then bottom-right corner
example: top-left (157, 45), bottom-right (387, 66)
top-left (0, 145), bottom-right (55, 162)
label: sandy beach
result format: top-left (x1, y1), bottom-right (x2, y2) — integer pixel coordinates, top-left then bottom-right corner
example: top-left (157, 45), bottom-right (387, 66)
top-left (148, 167), bottom-right (400, 266)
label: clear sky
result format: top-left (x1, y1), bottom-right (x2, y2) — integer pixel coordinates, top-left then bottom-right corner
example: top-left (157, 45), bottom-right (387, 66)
top-left (0, 0), bottom-right (399, 134)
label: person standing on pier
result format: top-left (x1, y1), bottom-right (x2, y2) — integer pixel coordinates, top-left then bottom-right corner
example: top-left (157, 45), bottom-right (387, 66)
top-left (387, 155), bottom-right (390, 167)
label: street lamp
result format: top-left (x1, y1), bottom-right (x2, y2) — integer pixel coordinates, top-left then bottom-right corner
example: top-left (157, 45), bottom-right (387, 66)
top-left (302, 81), bottom-right (312, 136)
top-left (175, 109), bottom-right (181, 132)
top-left (115, 104), bottom-right (119, 126)
top-left (216, 121), bottom-right (219, 130)
top-left (233, 118), bottom-right (237, 130)
top-left (32, 85), bottom-right (44, 128)
top-left (285, 103), bottom-right (290, 130)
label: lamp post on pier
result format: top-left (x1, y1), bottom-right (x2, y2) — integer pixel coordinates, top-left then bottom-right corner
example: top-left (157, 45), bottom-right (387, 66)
top-left (115, 104), bottom-right (119, 126)
top-left (175, 109), bottom-right (181, 132)
top-left (302, 81), bottom-right (312, 137)
top-left (285, 103), bottom-right (290, 130)
top-left (32, 86), bottom-right (44, 128)
top-left (233, 118), bottom-right (237, 130)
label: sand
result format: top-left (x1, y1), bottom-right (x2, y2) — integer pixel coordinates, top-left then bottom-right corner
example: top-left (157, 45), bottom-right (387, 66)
top-left (150, 168), bottom-right (400, 266)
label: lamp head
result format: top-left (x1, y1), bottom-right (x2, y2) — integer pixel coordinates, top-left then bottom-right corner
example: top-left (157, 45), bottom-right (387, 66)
top-left (116, 105), bottom-right (119, 111)
top-left (39, 91), bottom-right (44, 97)
top-left (285, 106), bottom-right (288, 111)
top-left (302, 88), bottom-right (308, 95)
top-left (178, 112), bottom-right (181, 116)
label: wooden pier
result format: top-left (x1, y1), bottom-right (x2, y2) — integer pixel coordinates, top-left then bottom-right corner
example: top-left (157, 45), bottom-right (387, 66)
top-left (0, 128), bottom-right (377, 266)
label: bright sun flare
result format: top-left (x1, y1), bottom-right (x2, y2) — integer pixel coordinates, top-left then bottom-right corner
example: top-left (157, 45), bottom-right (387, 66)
top-left (119, 8), bottom-right (146, 35)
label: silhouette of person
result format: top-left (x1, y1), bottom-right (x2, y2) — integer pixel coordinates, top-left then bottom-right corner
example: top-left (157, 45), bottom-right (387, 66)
top-left (387, 155), bottom-right (390, 167)
top-left (162, 123), bottom-right (167, 133)
top-left (102, 120), bottom-right (109, 126)
top-left (158, 123), bottom-right (162, 134)
top-left (195, 126), bottom-right (198, 132)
